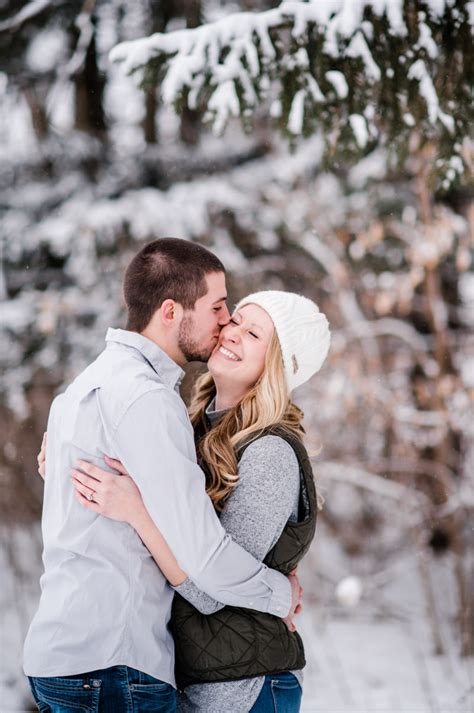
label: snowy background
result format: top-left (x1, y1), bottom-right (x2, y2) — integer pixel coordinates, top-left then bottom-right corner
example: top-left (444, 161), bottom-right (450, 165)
top-left (1, 1), bottom-right (473, 711)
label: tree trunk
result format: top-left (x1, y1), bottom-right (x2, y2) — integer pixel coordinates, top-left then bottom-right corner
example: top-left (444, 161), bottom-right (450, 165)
top-left (179, 0), bottom-right (202, 146)
top-left (23, 86), bottom-right (49, 141)
top-left (73, 27), bottom-right (106, 135)
top-left (143, 88), bottom-right (158, 144)
top-left (414, 148), bottom-right (470, 656)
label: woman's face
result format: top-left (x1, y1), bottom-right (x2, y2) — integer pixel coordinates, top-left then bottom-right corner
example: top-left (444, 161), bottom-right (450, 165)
top-left (208, 303), bottom-right (275, 390)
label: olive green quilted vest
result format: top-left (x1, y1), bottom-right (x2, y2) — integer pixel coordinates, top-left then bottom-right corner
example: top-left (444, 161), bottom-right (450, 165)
top-left (170, 421), bottom-right (318, 689)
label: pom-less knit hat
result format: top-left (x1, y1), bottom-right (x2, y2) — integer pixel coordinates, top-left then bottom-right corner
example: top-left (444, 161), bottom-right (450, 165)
top-left (234, 290), bottom-right (331, 393)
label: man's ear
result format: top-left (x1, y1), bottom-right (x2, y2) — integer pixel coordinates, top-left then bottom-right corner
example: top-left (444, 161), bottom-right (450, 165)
top-left (160, 299), bottom-right (183, 326)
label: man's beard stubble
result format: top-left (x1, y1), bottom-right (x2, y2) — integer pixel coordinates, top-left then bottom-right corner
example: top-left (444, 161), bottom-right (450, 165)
top-left (178, 313), bottom-right (214, 363)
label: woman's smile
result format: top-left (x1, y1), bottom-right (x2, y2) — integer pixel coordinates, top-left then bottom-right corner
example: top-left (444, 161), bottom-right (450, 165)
top-left (217, 345), bottom-right (242, 362)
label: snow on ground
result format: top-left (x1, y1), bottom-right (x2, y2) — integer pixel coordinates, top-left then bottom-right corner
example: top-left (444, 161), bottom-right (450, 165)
top-left (298, 543), bottom-right (473, 712)
top-left (1, 519), bottom-right (472, 713)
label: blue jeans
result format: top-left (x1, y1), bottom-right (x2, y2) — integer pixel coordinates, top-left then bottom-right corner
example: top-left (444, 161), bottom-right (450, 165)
top-left (28, 665), bottom-right (176, 712)
top-left (250, 671), bottom-right (302, 712)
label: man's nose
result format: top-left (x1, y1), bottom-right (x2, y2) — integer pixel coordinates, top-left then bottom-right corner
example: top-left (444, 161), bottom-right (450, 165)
top-left (218, 304), bottom-right (231, 325)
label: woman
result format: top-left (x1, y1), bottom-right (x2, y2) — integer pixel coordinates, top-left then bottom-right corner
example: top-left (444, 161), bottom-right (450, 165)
top-left (38, 290), bottom-right (330, 712)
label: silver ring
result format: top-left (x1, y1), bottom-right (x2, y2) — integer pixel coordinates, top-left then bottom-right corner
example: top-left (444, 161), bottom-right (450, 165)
top-left (87, 491), bottom-right (95, 502)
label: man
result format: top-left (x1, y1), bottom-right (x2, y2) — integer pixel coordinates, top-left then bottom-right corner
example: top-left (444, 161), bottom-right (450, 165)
top-left (24, 238), bottom-right (301, 712)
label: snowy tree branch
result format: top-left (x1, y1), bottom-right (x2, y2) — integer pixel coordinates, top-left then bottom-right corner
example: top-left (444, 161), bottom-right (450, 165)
top-left (0, 0), bottom-right (63, 33)
top-left (109, 0), bottom-right (472, 188)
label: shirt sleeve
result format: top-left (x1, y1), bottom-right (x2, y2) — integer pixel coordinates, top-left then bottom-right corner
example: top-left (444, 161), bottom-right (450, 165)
top-left (108, 388), bottom-right (291, 617)
top-left (173, 435), bottom-right (300, 615)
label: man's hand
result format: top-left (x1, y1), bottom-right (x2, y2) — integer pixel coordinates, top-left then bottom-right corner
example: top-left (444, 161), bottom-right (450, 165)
top-left (282, 567), bottom-right (303, 632)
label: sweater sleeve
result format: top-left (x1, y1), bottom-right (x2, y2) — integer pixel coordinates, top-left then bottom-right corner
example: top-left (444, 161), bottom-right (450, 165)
top-left (173, 435), bottom-right (300, 615)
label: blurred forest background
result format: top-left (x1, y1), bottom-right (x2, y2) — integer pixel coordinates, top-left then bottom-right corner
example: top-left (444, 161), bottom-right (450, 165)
top-left (0, 0), bottom-right (473, 710)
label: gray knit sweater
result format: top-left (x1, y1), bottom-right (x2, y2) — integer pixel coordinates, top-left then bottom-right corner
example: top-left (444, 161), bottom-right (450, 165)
top-left (174, 401), bottom-right (303, 713)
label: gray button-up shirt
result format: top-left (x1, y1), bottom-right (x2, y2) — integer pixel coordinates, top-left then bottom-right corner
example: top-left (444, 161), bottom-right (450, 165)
top-left (23, 329), bottom-right (291, 686)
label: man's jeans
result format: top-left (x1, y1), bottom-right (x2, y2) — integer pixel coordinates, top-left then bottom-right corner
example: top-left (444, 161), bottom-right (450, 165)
top-left (250, 671), bottom-right (302, 712)
top-left (28, 665), bottom-right (176, 712)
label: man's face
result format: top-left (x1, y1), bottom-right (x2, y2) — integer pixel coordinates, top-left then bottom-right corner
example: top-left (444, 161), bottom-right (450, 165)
top-left (178, 271), bottom-right (230, 362)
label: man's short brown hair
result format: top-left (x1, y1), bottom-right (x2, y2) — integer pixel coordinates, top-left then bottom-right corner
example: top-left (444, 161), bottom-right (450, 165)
top-left (124, 238), bottom-right (225, 332)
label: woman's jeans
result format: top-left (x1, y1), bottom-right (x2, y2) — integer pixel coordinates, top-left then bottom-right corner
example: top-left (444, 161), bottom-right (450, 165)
top-left (28, 665), bottom-right (176, 712)
top-left (250, 671), bottom-right (302, 712)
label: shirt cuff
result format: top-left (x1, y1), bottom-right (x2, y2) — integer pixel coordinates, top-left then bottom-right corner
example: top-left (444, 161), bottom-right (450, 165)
top-left (171, 577), bottom-right (191, 594)
top-left (263, 566), bottom-right (292, 618)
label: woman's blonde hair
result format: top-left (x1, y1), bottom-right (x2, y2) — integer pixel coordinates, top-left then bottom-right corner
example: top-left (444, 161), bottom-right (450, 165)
top-left (188, 331), bottom-right (305, 511)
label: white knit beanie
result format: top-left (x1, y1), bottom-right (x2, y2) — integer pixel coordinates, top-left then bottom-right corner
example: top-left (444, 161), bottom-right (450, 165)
top-left (234, 290), bottom-right (331, 393)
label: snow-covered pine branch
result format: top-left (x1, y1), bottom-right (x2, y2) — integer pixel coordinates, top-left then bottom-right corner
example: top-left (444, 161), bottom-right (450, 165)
top-left (110, 0), bottom-right (472, 190)
top-left (0, 0), bottom-right (57, 33)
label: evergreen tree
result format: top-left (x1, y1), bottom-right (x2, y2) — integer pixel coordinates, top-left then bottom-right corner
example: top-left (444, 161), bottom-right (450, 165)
top-left (111, 0), bottom-right (473, 191)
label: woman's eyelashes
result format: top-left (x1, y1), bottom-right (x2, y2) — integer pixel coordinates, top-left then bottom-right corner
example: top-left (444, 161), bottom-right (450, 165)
top-left (229, 318), bottom-right (259, 339)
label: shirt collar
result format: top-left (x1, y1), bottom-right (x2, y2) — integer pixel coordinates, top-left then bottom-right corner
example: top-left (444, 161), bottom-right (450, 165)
top-left (205, 396), bottom-right (229, 425)
top-left (105, 328), bottom-right (185, 391)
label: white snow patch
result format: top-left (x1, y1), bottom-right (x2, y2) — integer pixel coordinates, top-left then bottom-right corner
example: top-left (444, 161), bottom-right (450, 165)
top-left (307, 75), bottom-right (325, 103)
top-left (336, 575), bottom-right (363, 607)
top-left (208, 81), bottom-right (241, 135)
top-left (346, 31), bottom-right (381, 81)
top-left (326, 70), bottom-right (349, 99)
top-left (288, 89), bottom-right (306, 135)
top-left (408, 59), bottom-right (455, 132)
top-left (417, 21), bottom-right (438, 59)
top-left (349, 113), bottom-right (369, 148)
top-left (26, 28), bottom-right (67, 73)
top-left (349, 149), bottom-right (387, 189)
